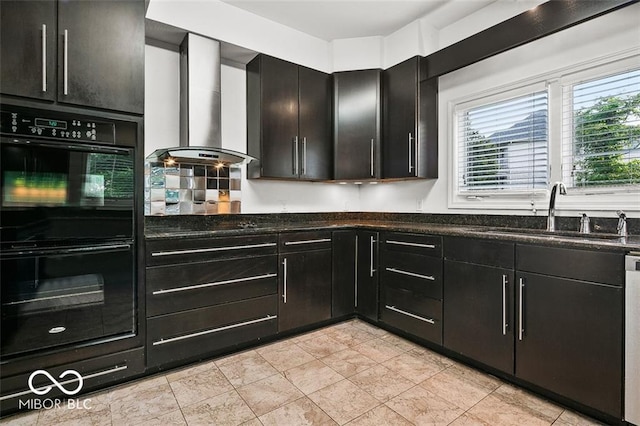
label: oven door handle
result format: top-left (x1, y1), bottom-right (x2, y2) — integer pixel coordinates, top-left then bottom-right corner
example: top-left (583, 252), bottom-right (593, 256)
top-left (4, 243), bottom-right (132, 258)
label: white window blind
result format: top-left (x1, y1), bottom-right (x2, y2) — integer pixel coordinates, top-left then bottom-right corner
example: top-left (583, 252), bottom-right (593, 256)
top-left (562, 69), bottom-right (640, 189)
top-left (457, 90), bottom-right (549, 193)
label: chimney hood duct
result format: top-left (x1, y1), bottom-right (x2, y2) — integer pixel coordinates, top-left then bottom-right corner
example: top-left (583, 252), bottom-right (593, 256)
top-left (148, 33), bottom-right (255, 166)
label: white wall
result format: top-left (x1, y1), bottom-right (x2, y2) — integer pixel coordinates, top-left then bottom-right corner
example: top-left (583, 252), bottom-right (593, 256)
top-left (144, 43), bottom-right (180, 157)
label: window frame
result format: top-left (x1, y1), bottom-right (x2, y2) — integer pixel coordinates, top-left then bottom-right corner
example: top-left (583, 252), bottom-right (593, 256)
top-left (448, 50), bottom-right (640, 212)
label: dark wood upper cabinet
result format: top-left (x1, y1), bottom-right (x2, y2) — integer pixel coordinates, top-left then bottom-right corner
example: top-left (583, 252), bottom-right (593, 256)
top-left (247, 54), bottom-right (332, 181)
top-left (333, 69), bottom-right (382, 180)
top-left (383, 56), bottom-right (422, 179)
top-left (0, 0), bottom-right (56, 102)
top-left (0, 0), bottom-right (144, 114)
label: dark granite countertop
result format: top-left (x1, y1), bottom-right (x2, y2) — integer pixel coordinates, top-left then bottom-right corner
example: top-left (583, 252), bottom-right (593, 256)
top-left (145, 213), bottom-right (640, 252)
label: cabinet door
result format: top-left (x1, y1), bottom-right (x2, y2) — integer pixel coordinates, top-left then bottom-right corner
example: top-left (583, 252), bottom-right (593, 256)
top-left (257, 56), bottom-right (299, 178)
top-left (332, 230), bottom-right (356, 318)
top-left (356, 231), bottom-right (379, 321)
top-left (0, 0), bottom-right (56, 101)
top-left (279, 249), bottom-right (332, 332)
top-left (383, 57), bottom-right (418, 179)
top-left (334, 70), bottom-right (381, 180)
top-left (299, 67), bottom-right (332, 180)
top-left (515, 272), bottom-right (623, 418)
top-left (57, 0), bottom-right (144, 113)
top-left (444, 261), bottom-right (514, 374)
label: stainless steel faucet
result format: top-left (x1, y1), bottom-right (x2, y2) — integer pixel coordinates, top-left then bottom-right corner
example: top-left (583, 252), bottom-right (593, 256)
top-left (617, 210), bottom-right (628, 237)
top-left (547, 182), bottom-right (567, 232)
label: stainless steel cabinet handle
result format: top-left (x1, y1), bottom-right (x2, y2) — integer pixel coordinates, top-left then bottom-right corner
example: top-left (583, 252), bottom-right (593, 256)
top-left (370, 235), bottom-right (376, 277)
top-left (408, 132), bottom-right (414, 173)
top-left (42, 24), bottom-right (47, 92)
top-left (0, 364), bottom-right (128, 401)
top-left (385, 267), bottom-right (435, 281)
top-left (385, 305), bottom-right (435, 324)
top-left (284, 238), bottom-right (331, 246)
top-left (293, 137), bottom-right (299, 175)
top-left (386, 240), bottom-right (436, 249)
top-left (151, 242), bottom-right (276, 257)
top-left (354, 234), bottom-right (359, 308)
top-left (518, 277), bottom-right (525, 341)
top-left (282, 258), bottom-right (288, 303)
top-left (370, 139), bottom-right (375, 177)
top-left (302, 137), bottom-right (307, 176)
top-left (153, 315), bottom-right (277, 346)
top-left (502, 274), bottom-right (508, 336)
top-left (63, 29), bottom-right (69, 95)
top-left (152, 273), bottom-right (278, 295)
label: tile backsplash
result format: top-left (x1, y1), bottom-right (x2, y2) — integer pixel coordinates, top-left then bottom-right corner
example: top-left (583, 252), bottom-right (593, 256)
top-left (145, 161), bottom-right (242, 215)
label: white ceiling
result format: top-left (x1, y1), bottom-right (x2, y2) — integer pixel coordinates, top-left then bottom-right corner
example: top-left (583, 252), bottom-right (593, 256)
top-left (219, 0), bottom-right (498, 41)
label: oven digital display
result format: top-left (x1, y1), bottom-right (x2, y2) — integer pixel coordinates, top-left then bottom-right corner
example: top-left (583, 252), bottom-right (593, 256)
top-left (35, 118), bottom-right (67, 130)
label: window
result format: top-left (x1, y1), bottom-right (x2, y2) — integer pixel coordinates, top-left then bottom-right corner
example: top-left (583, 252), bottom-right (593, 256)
top-left (457, 90), bottom-right (548, 194)
top-left (562, 69), bottom-right (640, 189)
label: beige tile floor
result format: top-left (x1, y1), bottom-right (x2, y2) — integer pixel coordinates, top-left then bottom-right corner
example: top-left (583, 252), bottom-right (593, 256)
top-left (2, 320), bottom-right (603, 426)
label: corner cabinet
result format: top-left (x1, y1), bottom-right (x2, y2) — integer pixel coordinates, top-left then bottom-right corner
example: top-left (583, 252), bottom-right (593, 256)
top-left (278, 232), bottom-right (332, 332)
top-left (333, 70), bottom-right (382, 180)
top-left (247, 54), bottom-right (332, 181)
top-left (0, 0), bottom-right (144, 114)
top-left (383, 56), bottom-right (437, 179)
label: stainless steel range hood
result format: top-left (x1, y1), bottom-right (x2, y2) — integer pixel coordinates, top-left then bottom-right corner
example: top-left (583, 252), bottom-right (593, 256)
top-left (148, 33), bottom-right (255, 166)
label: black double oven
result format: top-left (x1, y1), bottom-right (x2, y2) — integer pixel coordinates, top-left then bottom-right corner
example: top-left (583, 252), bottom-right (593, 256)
top-left (0, 103), bottom-right (139, 360)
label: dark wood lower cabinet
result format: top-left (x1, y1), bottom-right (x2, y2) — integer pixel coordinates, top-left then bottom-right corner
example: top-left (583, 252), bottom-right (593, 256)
top-left (356, 231), bottom-right (379, 321)
top-left (515, 272), bottom-right (623, 418)
top-left (279, 249), bottom-right (332, 332)
top-left (332, 230), bottom-right (357, 318)
top-left (444, 260), bottom-right (514, 374)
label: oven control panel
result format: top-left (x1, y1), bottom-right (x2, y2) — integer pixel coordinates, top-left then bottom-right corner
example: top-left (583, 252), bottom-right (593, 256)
top-left (0, 107), bottom-right (115, 144)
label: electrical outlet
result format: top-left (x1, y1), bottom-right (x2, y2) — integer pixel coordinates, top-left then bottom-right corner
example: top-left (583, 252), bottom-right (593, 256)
top-left (416, 199), bottom-right (423, 211)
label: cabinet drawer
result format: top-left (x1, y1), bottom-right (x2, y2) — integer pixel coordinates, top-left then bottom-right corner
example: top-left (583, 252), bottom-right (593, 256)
top-left (147, 295), bottom-right (278, 368)
top-left (279, 231), bottom-right (332, 253)
top-left (444, 236), bottom-right (514, 269)
top-left (380, 286), bottom-right (442, 345)
top-left (381, 251), bottom-right (442, 299)
top-left (147, 255), bottom-right (278, 317)
top-left (146, 235), bottom-right (278, 266)
top-left (382, 233), bottom-right (442, 257)
top-left (516, 245), bottom-right (623, 286)
top-left (1, 347), bottom-right (144, 415)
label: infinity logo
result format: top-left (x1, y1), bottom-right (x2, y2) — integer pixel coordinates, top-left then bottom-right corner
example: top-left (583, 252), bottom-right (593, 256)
top-left (28, 370), bottom-right (83, 396)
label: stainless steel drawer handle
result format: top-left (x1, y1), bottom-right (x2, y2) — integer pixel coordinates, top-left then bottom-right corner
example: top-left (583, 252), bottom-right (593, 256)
top-left (0, 364), bottom-right (127, 401)
top-left (152, 315), bottom-right (277, 346)
top-left (386, 240), bottom-right (436, 249)
top-left (385, 305), bottom-right (435, 325)
top-left (385, 267), bottom-right (435, 281)
top-left (48, 326), bottom-right (66, 334)
top-left (151, 242), bottom-right (277, 257)
top-left (42, 24), bottom-right (47, 92)
top-left (284, 238), bottom-right (331, 246)
top-left (152, 273), bottom-right (277, 295)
